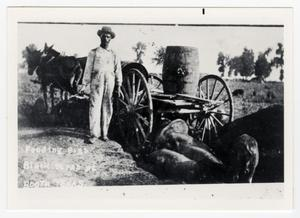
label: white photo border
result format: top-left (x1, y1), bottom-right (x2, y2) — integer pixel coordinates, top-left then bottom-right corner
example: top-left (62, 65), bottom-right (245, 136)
top-left (6, 7), bottom-right (293, 211)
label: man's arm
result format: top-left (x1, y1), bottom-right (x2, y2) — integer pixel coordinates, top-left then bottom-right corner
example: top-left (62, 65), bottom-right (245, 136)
top-left (114, 54), bottom-right (123, 88)
top-left (79, 49), bottom-right (95, 93)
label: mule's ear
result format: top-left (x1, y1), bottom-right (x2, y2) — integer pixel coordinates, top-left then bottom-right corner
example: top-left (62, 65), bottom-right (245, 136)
top-left (49, 44), bottom-right (54, 49)
top-left (44, 43), bottom-right (48, 50)
top-left (26, 46), bottom-right (30, 52)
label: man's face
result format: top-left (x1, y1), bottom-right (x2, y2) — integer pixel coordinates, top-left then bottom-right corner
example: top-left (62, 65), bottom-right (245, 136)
top-left (101, 33), bottom-right (112, 47)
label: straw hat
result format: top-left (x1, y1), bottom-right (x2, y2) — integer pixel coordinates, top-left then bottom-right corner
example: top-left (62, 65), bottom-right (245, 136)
top-left (97, 26), bottom-right (116, 39)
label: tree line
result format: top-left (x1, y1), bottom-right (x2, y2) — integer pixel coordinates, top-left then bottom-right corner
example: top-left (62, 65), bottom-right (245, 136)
top-left (217, 43), bottom-right (284, 81)
top-left (150, 43), bottom-right (284, 82)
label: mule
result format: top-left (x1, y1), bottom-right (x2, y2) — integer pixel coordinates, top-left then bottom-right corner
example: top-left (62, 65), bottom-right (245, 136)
top-left (40, 43), bottom-right (84, 93)
top-left (24, 46), bottom-right (59, 111)
top-left (26, 43), bottom-right (84, 112)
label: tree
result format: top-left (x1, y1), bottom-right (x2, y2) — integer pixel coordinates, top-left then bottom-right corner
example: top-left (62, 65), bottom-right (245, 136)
top-left (22, 43), bottom-right (38, 60)
top-left (272, 43), bottom-right (284, 81)
top-left (254, 48), bottom-right (272, 81)
top-left (217, 52), bottom-right (229, 77)
top-left (227, 56), bottom-right (242, 77)
top-left (132, 42), bottom-right (147, 64)
top-left (152, 46), bottom-right (166, 65)
top-left (21, 43), bottom-right (39, 68)
top-left (226, 48), bottom-right (255, 79)
top-left (240, 48), bottom-right (255, 79)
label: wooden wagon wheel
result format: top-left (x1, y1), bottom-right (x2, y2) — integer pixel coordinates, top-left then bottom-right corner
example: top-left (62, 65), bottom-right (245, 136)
top-left (187, 74), bottom-right (234, 144)
top-left (147, 73), bottom-right (163, 92)
top-left (117, 68), bottom-right (153, 152)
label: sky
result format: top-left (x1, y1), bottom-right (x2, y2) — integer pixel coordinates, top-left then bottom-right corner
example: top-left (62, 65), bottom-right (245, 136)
top-left (18, 23), bottom-right (283, 81)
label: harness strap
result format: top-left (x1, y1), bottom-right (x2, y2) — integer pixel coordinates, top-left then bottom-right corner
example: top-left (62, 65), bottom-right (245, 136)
top-left (46, 56), bottom-right (56, 64)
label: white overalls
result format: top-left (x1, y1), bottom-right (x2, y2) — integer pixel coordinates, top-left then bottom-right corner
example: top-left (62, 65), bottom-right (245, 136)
top-left (83, 47), bottom-right (122, 138)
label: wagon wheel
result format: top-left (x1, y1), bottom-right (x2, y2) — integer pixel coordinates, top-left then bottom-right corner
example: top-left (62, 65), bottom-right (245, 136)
top-left (117, 68), bottom-right (153, 153)
top-left (187, 74), bottom-right (234, 144)
top-left (147, 73), bottom-right (163, 92)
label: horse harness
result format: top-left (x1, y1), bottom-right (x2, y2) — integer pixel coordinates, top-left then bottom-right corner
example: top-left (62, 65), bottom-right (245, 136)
top-left (38, 53), bottom-right (83, 93)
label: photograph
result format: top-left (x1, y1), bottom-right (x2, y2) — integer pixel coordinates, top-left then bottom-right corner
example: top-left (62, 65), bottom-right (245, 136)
top-left (7, 7), bottom-right (293, 210)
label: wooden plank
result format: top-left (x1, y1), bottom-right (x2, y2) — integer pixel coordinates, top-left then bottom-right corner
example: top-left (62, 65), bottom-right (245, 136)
top-left (152, 98), bottom-right (193, 106)
top-left (151, 93), bottom-right (176, 99)
top-left (155, 108), bottom-right (203, 114)
top-left (176, 93), bottom-right (223, 105)
top-left (176, 93), bottom-right (210, 103)
top-left (177, 108), bottom-right (203, 114)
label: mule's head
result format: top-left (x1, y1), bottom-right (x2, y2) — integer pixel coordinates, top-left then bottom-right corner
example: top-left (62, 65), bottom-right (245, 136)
top-left (40, 43), bottom-right (60, 64)
top-left (24, 46), bottom-right (42, 75)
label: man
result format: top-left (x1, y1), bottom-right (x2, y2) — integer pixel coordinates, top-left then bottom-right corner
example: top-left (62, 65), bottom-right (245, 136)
top-left (81, 26), bottom-right (122, 143)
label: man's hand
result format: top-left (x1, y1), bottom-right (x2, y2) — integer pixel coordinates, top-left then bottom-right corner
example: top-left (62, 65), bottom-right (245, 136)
top-left (116, 86), bottom-right (123, 98)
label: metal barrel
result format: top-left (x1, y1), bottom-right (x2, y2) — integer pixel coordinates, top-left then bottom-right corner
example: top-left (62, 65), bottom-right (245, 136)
top-left (162, 46), bottom-right (200, 96)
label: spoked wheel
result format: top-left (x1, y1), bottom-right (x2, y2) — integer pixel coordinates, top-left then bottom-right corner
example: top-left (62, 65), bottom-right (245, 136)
top-left (117, 68), bottom-right (153, 153)
top-left (147, 73), bottom-right (163, 92)
top-left (187, 74), bottom-right (234, 144)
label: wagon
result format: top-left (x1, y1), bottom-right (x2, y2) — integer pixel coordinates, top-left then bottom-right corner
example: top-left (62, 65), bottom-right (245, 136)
top-left (116, 46), bottom-right (234, 152)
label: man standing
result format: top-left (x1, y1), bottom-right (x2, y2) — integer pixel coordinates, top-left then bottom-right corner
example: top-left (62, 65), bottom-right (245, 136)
top-left (82, 26), bottom-right (122, 143)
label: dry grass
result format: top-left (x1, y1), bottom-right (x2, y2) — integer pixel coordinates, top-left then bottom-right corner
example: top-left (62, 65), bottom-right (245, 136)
top-left (226, 79), bottom-right (283, 119)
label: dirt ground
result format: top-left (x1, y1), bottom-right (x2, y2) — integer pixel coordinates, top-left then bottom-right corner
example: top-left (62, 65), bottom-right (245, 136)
top-left (18, 127), bottom-right (159, 187)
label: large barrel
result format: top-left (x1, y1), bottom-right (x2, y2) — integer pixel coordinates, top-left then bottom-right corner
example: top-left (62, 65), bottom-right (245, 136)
top-left (162, 46), bottom-right (200, 96)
